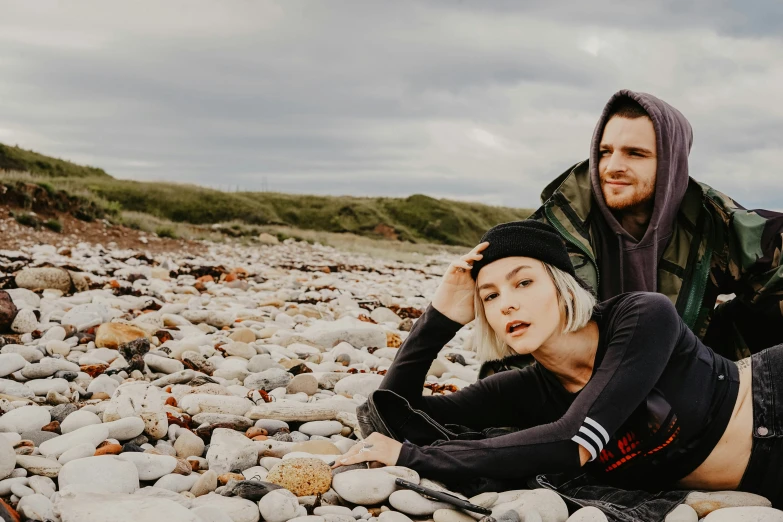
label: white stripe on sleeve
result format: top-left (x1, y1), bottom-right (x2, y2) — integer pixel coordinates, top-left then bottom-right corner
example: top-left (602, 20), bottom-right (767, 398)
top-left (571, 435), bottom-right (598, 461)
top-left (584, 417), bottom-right (610, 443)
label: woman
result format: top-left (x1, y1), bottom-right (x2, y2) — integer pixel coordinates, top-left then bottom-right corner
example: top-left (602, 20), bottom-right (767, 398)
top-left (332, 220), bottom-right (782, 510)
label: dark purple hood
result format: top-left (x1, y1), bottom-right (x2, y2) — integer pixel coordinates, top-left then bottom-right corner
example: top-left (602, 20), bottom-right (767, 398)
top-left (589, 90), bottom-right (693, 298)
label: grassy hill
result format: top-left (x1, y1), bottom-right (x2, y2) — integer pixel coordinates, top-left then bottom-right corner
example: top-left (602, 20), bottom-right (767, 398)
top-left (0, 144), bottom-right (110, 178)
top-left (0, 143), bottom-right (534, 246)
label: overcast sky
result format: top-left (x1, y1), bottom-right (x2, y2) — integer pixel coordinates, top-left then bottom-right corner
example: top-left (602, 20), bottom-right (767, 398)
top-left (1, 0), bottom-right (781, 209)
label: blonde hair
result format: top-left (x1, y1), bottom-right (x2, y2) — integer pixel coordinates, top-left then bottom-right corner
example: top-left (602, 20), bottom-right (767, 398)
top-left (473, 262), bottom-right (596, 363)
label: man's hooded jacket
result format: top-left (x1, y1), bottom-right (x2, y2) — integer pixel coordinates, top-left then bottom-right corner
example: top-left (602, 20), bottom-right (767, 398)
top-left (482, 89), bottom-right (783, 376)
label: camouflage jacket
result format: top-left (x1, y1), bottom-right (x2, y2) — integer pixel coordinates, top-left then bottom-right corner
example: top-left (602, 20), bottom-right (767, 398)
top-left (481, 160), bottom-right (783, 377)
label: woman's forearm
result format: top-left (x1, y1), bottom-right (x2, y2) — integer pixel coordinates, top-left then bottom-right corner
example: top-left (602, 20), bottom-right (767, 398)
top-left (379, 304), bottom-right (463, 405)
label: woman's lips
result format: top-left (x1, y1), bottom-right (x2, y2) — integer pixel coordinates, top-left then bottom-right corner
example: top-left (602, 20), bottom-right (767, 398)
top-left (508, 325), bottom-right (529, 337)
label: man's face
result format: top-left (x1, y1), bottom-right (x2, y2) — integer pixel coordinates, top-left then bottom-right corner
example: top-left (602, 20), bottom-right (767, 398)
top-left (598, 116), bottom-right (657, 211)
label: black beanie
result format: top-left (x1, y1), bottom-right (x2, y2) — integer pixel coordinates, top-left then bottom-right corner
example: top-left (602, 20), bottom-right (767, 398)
top-left (470, 220), bottom-right (576, 280)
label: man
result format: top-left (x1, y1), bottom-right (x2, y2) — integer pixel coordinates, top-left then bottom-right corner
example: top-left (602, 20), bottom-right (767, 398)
top-left (508, 90), bottom-right (783, 368)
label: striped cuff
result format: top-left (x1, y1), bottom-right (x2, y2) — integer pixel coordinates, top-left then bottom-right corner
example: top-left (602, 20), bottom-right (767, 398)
top-left (571, 417), bottom-right (610, 461)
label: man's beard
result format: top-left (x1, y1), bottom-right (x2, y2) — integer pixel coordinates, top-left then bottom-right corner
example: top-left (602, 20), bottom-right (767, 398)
top-left (601, 178), bottom-right (655, 211)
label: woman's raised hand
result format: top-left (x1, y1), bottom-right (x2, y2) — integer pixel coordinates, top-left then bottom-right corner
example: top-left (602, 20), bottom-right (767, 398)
top-left (431, 242), bottom-right (489, 325)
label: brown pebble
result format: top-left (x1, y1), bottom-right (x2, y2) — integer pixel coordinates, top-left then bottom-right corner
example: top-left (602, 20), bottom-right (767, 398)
top-left (165, 397), bottom-right (178, 407)
top-left (189, 460), bottom-right (201, 472)
top-left (245, 427), bottom-right (268, 438)
top-left (94, 443), bottom-right (122, 456)
top-left (41, 421), bottom-right (61, 434)
top-left (218, 473), bottom-right (245, 485)
top-left (251, 435), bottom-right (268, 441)
top-left (80, 364), bottom-right (109, 378)
top-left (172, 459), bottom-right (192, 475)
top-left (91, 392), bottom-right (111, 400)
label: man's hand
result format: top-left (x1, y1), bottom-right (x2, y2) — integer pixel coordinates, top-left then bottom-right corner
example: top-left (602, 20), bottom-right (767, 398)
top-left (431, 242), bottom-right (489, 325)
top-left (331, 433), bottom-right (403, 468)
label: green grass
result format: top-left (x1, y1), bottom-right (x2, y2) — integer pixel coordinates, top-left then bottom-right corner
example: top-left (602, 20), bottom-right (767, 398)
top-left (44, 218), bottom-right (62, 233)
top-left (0, 144), bottom-right (109, 178)
top-left (39, 177), bottom-right (532, 246)
top-left (0, 142), bottom-right (534, 247)
top-left (14, 212), bottom-right (40, 228)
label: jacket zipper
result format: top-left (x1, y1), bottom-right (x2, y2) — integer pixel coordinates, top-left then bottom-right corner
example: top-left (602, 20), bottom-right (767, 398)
top-left (544, 203), bottom-right (601, 291)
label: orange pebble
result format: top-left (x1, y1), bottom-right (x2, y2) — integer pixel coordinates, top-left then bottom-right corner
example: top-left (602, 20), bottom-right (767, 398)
top-left (245, 427), bottom-right (268, 438)
top-left (218, 473), bottom-right (244, 485)
top-left (251, 435), bottom-right (268, 441)
top-left (94, 443), bottom-right (122, 456)
top-left (165, 397), bottom-right (178, 407)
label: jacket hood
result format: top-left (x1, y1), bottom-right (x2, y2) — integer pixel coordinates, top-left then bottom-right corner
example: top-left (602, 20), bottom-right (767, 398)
top-left (589, 89), bottom-right (693, 295)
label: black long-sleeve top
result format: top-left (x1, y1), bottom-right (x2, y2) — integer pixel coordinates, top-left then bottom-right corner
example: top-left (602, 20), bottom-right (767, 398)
top-left (384, 292), bottom-right (739, 489)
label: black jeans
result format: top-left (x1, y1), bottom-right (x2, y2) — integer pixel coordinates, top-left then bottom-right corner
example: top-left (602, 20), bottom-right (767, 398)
top-left (738, 344), bottom-right (783, 508)
top-left (357, 389), bottom-right (688, 522)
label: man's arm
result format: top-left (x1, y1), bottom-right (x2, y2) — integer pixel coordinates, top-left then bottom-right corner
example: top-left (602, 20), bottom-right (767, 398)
top-left (712, 207), bottom-right (783, 354)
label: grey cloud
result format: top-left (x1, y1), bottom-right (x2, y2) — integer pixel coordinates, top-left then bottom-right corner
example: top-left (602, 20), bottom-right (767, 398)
top-left (0, 0), bottom-right (781, 210)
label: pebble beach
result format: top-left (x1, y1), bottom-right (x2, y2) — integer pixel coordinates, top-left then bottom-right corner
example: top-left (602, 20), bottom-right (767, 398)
top-left (0, 236), bottom-right (780, 522)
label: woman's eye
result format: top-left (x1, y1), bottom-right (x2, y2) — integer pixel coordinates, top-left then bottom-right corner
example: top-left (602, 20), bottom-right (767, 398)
top-left (482, 293), bottom-right (498, 302)
top-left (517, 279), bottom-right (532, 288)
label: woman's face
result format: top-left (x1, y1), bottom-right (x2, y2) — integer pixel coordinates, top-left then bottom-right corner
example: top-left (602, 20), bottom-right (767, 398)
top-left (476, 256), bottom-right (563, 355)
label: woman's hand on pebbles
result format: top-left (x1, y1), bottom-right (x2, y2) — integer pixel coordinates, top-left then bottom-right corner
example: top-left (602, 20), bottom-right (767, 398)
top-left (431, 242), bottom-right (489, 325)
top-left (331, 433), bottom-right (402, 468)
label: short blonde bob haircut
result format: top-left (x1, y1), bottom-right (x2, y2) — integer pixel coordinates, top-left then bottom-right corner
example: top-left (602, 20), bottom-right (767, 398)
top-left (473, 262), bottom-right (596, 363)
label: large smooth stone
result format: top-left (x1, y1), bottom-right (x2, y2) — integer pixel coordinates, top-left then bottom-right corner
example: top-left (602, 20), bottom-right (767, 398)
top-left (15, 455), bottom-right (62, 478)
top-left (331, 469), bottom-right (397, 505)
top-left (15, 267), bottom-right (72, 292)
top-left (191, 505), bottom-right (235, 522)
top-left (154, 473), bottom-right (200, 493)
top-left (258, 489), bottom-right (300, 522)
top-left (304, 322), bottom-right (387, 350)
top-left (703, 507), bottom-right (783, 521)
top-left (190, 470), bottom-right (218, 497)
top-left (117, 453), bottom-right (178, 480)
top-left (685, 491), bottom-right (773, 518)
top-left (58, 443), bottom-right (97, 465)
top-left (39, 424), bottom-right (109, 458)
top-left (206, 428), bottom-right (257, 475)
top-left (180, 394), bottom-right (253, 416)
top-left (61, 409), bottom-right (102, 434)
top-left (134, 485), bottom-right (194, 509)
top-left (298, 421), bottom-right (342, 437)
top-left (244, 369), bottom-right (293, 392)
top-left (174, 429), bottom-right (205, 458)
top-left (56, 492), bottom-right (202, 522)
top-left (434, 510), bottom-right (476, 522)
top-left (11, 308), bottom-right (38, 333)
top-left (0, 353), bottom-right (27, 377)
top-left (58, 456), bottom-right (139, 494)
top-left (104, 417), bottom-right (146, 440)
top-left (266, 458), bottom-right (331, 496)
top-left (95, 323), bottom-right (149, 349)
top-left (378, 512), bottom-right (414, 522)
top-left (492, 490), bottom-right (568, 522)
top-left (17, 493), bottom-right (57, 522)
top-left (0, 405), bottom-right (51, 434)
top-left (664, 504), bottom-right (698, 522)
top-left (145, 353), bottom-right (185, 374)
top-left (389, 490), bottom-right (453, 516)
top-left (333, 374), bottom-right (384, 398)
top-left (61, 302), bottom-right (111, 331)
top-left (0, 290), bottom-right (18, 331)
top-left (191, 493), bottom-right (261, 522)
top-left (0, 437), bottom-right (14, 479)
top-left (566, 506), bottom-right (608, 521)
